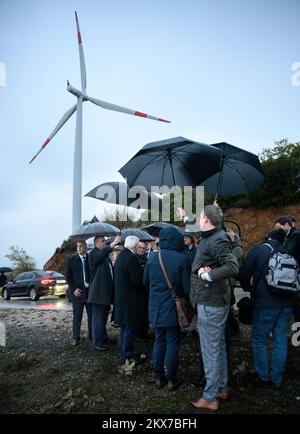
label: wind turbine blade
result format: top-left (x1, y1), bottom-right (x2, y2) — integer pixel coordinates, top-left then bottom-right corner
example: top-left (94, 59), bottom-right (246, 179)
top-left (87, 95), bottom-right (171, 123)
top-left (75, 11), bottom-right (87, 92)
top-left (29, 104), bottom-right (77, 164)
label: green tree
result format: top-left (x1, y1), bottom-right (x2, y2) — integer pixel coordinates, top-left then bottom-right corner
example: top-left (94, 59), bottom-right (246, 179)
top-left (5, 245), bottom-right (37, 275)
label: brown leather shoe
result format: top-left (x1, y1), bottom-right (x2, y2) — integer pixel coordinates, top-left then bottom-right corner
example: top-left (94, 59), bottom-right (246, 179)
top-left (190, 398), bottom-right (219, 411)
top-left (217, 391), bottom-right (229, 401)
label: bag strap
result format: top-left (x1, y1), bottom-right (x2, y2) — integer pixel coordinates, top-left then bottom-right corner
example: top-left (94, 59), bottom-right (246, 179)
top-left (158, 251), bottom-right (178, 300)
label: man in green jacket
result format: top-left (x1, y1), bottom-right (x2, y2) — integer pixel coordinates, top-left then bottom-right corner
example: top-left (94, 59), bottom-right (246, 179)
top-left (190, 205), bottom-right (239, 411)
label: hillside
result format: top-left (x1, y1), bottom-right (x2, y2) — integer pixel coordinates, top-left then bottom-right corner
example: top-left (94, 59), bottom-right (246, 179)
top-left (44, 205), bottom-right (300, 274)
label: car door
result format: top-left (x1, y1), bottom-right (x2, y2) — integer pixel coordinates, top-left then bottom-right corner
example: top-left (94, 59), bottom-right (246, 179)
top-left (23, 272), bottom-right (36, 296)
top-left (10, 272), bottom-right (27, 296)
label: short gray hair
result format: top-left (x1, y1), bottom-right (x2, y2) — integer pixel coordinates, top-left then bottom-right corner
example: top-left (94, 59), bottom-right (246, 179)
top-left (124, 235), bottom-right (140, 249)
top-left (202, 205), bottom-right (223, 227)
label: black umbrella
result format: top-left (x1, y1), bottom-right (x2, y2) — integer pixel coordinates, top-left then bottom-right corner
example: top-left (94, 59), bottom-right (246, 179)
top-left (202, 142), bottom-right (265, 199)
top-left (107, 228), bottom-right (154, 244)
top-left (85, 181), bottom-right (163, 211)
top-left (119, 136), bottom-right (221, 189)
top-left (295, 173), bottom-right (300, 193)
top-left (70, 222), bottom-right (120, 239)
top-left (143, 222), bottom-right (184, 238)
top-left (0, 267), bottom-right (13, 273)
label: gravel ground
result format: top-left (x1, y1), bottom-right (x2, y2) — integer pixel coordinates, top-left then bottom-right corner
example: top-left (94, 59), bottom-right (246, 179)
top-left (0, 308), bottom-right (299, 414)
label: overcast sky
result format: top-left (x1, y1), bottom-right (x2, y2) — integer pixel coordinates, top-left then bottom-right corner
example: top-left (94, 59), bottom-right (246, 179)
top-left (1, 0), bottom-right (300, 269)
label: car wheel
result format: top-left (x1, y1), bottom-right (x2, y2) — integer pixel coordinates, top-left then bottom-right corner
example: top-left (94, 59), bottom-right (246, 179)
top-left (2, 288), bottom-right (10, 300)
top-left (29, 287), bottom-right (39, 301)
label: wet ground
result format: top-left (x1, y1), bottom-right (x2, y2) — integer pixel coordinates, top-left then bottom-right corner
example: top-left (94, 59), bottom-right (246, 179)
top-left (0, 296), bottom-right (71, 311)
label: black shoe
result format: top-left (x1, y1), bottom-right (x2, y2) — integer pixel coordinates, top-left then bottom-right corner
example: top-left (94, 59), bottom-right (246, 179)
top-left (167, 378), bottom-right (184, 391)
top-left (244, 373), bottom-right (271, 387)
top-left (104, 338), bottom-right (117, 345)
top-left (155, 377), bottom-right (168, 389)
top-left (72, 339), bottom-right (80, 346)
top-left (94, 345), bottom-right (108, 352)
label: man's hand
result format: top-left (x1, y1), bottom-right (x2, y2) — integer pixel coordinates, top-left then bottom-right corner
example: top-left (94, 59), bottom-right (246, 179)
top-left (74, 288), bottom-right (82, 297)
top-left (198, 266), bottom-right (212, 280)
top-left (111, 235), bottom-right (122, 247)
top-left (177, 207), bottom-right (186, 221)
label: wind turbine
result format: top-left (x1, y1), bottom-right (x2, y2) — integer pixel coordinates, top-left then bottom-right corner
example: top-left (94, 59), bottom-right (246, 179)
top-left (29, 11), bottom-right (170, 232)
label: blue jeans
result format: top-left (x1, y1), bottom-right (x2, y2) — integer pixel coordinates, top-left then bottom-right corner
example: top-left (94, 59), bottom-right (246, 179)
top-left (152, 326), bottom-right (181, 381)
top-left (72, 302), bottom-right (92, 341)
top-left (119, 327), bottom-right (138, 363)
top-left (252, 307), bottom-right (293, 385)
top-left (91, 304), bottom-right (110, 347)
top-left (197, 304), bottom-right (229, 402)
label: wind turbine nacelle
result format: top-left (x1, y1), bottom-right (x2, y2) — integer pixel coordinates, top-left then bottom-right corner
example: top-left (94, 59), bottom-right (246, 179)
top-left (67, 82), bottom-right (85, 98)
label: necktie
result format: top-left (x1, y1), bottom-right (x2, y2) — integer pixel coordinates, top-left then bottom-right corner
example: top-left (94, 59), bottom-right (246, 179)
top-left (83, 256), bottom-right (89, 284)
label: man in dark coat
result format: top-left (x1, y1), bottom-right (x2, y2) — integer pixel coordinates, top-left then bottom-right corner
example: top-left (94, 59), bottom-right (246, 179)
top-left (190, 205), bottom-right (239, 411)
top-left (88, 235), bottom-right (121, 351)
top-left (144, 227), bottom-right (191, 391)
top-left (239, 229), bottom-right (294, 388)
top-left (114, 236), bottom-right (147, 365)
top-left (66, 241), bottom-right (92, 346)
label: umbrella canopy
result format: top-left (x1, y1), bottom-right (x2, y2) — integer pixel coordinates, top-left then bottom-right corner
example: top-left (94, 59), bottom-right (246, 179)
top-left (202, 142), bottom-right (265, 198)
top-left (0, 267), bottom-right (13, 273)
top-left (107, 228), bottom-right (154, 244)
top-left (295, 174), bottom-right (300, 193)
top-left (119, 136), bottom-right (221, 189)
top-left (143, 222), bottom-right (184, 238)
top-left (85, 181), bottom-right (162, 211)
top-left (70, 222), bottom-right (120, 239)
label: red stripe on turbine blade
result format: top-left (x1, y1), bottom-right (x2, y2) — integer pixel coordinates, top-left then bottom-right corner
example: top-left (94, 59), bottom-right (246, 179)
top-left (158, 118), bottom-right (171, 123)
top-left (29, 156), bottom-right (36, 165)
top-left (135, 111), bottom-right (147, 118)
top-left (42, 138), bottom-right (50, 149)
top-left (77, 32), bottom-right (82, 44)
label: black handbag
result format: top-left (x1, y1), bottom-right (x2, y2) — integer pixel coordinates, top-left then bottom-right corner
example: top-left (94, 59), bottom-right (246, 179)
top-left (158, 252), bottom-right (194, 328)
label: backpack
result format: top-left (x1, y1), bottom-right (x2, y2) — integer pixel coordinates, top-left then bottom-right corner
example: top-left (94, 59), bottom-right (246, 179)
top-left (263, 243), bottom-right (300, 298)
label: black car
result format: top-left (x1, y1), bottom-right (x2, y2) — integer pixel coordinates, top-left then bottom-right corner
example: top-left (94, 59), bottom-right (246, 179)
top-left (1, 270), bottom-right (68, 301)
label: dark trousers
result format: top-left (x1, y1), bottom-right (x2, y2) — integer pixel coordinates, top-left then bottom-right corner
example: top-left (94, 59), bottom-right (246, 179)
top-left (72, 302), bottom-right (92, 341)
top-left (119, 326), bottom-right (138, 363)
top-left (152, 326), bottom-right (181, 381)
top-left (91, 304), bottom-right (110, 347)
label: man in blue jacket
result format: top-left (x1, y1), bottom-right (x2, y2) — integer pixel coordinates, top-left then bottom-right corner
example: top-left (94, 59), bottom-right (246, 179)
top-left (144, 226), bottom-right (191, 391)
top-left (239, 229), bottom-right (294, 388)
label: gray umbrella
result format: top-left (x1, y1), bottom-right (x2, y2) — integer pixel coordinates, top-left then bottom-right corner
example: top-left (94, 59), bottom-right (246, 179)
top-left (295, 173), bottom-right (300, 193)
top-left (0, 267), bottom-right (13, 273)
top-left (85, 181), bottom-right (163, 211)
top-left (70, 222), bottom-right (120, 239)
top-left (107, 228), bottom-right (154, 244)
